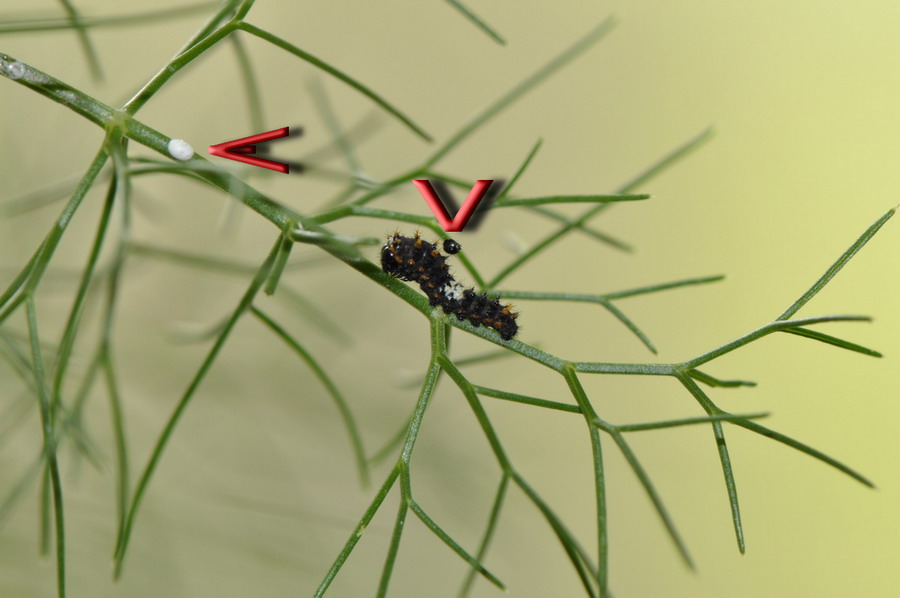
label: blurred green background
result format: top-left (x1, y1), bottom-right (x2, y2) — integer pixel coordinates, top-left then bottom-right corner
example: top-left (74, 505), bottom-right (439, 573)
top-left (1, 1), bottom-right (898, 596)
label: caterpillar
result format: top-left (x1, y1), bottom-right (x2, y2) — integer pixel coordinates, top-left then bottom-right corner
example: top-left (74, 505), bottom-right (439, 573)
top-left (381, 232), bottom-right (519, 340)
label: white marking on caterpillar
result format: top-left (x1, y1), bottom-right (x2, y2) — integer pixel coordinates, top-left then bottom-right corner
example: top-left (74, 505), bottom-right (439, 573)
top-left (167, 138), bottom-right (193, 161)
top-left (444, 282), bottom-right (466, 301)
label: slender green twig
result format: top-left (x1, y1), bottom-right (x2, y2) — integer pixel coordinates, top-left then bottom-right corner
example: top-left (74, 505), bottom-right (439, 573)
top-left (250, 306), bottom-right (369, 486)
top-left (376, 499), bottom-right (409, 598)
top-left (314, 468), bottom-right (401, 597)
top-left (676, 372), bottom-right (745, 553)
top-left (409, 499), bottom-right (505, 590)
top-left (512, 470), bottom-right (599, 597)
top-left (52, 137), bottom-right (119, 412)
top-left (102, 352), bottom-right (130, 536)
top-left (777, 208), bottom-right (894, 320)
top-left (237, 22), bottom-right (431, 141)
top-left (26, 297), bottom-right (67, 598)
top-left (57, 0), bottom-right (102, 80)
top-left (0, 3), bottom-right (220, 34)
top-left (562, 367), bottom-right (608, 594)
top-left (423, 17), bottom-right (617, 170)
top-left (617, 412), bottom-right (769, 432)
top-left (458, 473), bottom-right (509, 598)
top-left (489, 193), bottom-right (649, 208)
top-left (443, 0), bottom-right (505, 44)
top-left (113, 237), bottom-right (282, 577)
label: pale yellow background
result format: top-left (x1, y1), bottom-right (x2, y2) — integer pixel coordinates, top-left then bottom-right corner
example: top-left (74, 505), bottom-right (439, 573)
top-left (1, 1), bottom-right (898, 597)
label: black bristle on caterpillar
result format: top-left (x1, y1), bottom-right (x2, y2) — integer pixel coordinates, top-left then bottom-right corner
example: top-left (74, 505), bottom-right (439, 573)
top-left (381, 232), bottom-right (519, 340)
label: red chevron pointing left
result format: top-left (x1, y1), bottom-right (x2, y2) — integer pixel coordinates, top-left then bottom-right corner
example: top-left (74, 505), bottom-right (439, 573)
top-left (208, 126), bottom-right (292, 173)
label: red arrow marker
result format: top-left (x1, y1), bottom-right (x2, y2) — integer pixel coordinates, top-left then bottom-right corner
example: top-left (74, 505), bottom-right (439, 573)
top-left (208, 126), bottom-right (292, 173)
top-left (413, 179), bottom-right (493, 232)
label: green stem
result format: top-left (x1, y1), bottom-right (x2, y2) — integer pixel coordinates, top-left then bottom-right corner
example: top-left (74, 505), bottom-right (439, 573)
top-left (26, 297), bottom-right (67, 598)
top-left (125, 23), bottom-right (238, 114)
top-left (113, 236), bottom-right (281, 577)
top-left (313, 468), bottom-right (401, 598)
top-left (376, 500), bottom-right (409, 598)
top-left (237, 22), bottom-right (431, 141)
top-left (52, 155), bottom-right (118, 410)
top-left (562, 366), bottom-right (608, 595)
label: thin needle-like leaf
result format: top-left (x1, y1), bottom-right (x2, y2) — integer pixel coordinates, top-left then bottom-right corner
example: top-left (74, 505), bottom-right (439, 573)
top-left (473, 386), bottom-right (581, 413)
top-left (0, 454), bottom-right (44, 529)
top-left (114, 237), bottom-right (281, 577)
top-left (376, 500), bottom-right (409, 598)
top-left (495, 292), bottom-right (657, 353)
top-left (525, 205), bottom-right (634, 251)
top-left (367, 422), bottom-right (408, 466)
top-left (251, 306), bottom-right (369, 486)
top-left (688, 369), bottom-right (757, 388)
top-left (562, 368), bottom-right (608, 593)
top-left (0, 395), bottom-right (32, 449)
top-left (127, 240), bottom-right (327, 275)
top-left (619, 128), bottom-right (714, 193)
top-left (677, 373), bottom-right (744, 553)
top-left (459, 474), bottom-right (509, 598)
top-left (777, 208), bottom-right (894, 320)
top-left (603, 275), bottom-right (725, 300)
top-left (617, 412), bottom-right (769, 433)
top-left (263, 231), bottom-right (294, 296)
top-left (314, 468), bottom-right (401, 598)
top-left (440, 357), bottom-right (512, 468)
top-left (409, 500), bottom-right (505, 590)
top-left (0, 331), bottom-right (37, 389)
top-left (780, 327), bottom-right (882, 357)
top-left (488, 128), bottom-right (714, 287)
top-left (0, 3), bottom-right (219, 34)
top-left (238, 22), bottom-right (431, 141)
top-left (598, 300), bottom-right (656, 354)
top-left (102, 353), bottom-right (130, 536)
top-left (497, 139), bottom-right (542, 201)
top-left (0, 175), bottom-right (97, 218)
top-left (52, 156), bottom-right (118, 410)
top-left (230, 33), bottom-right (264, 131)
top-left (490, 193), bottom-right (649, 208)
top-left (730, 419), bottom-right (873, 487)
top-left (512, 471), bottom-right (598, 598)
top-left (683, 315), bottom-right (873, 369)
top-left (452, 347), bottom-right (519, 368)
top-left (499, 275), bottom-right (724, 304)
top-left (309, 78), bottom-right (364, 176)
top-left (423, 17), bottom-right (617, 169)
top-left (0, 146), bottom-right (109, 322)
top-left (26, 297), bottom-right (67, 598)
top-left (443, 0), bottom-right (505, 44)
top-left (58, 0), bottom-right (103, 80)
top-left (604, 428), bottom-right (694, 569)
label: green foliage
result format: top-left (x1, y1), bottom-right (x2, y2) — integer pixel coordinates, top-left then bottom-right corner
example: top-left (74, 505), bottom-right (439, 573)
top-left (0, 2), bottom-right (890, 597)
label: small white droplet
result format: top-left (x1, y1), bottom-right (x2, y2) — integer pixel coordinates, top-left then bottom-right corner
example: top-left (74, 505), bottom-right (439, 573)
top-left (6, 61), bottom-right (25, 80)
top-left (167, 138), bottom-right (193, 161)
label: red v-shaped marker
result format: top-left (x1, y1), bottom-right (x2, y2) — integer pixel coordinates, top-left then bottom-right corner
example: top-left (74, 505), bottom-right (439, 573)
top-left (413, 179), bottom-right (493, 232)
top-left (208, 126), bottom-right (292, 173)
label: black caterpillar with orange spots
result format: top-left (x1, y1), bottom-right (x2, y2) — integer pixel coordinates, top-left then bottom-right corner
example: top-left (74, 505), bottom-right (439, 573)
top-left (381, 232), bottom-right (519, 340)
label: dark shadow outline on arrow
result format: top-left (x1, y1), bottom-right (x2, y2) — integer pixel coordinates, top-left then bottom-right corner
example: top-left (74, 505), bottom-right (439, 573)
top-left (427, 178), bottom-right (505, 232)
